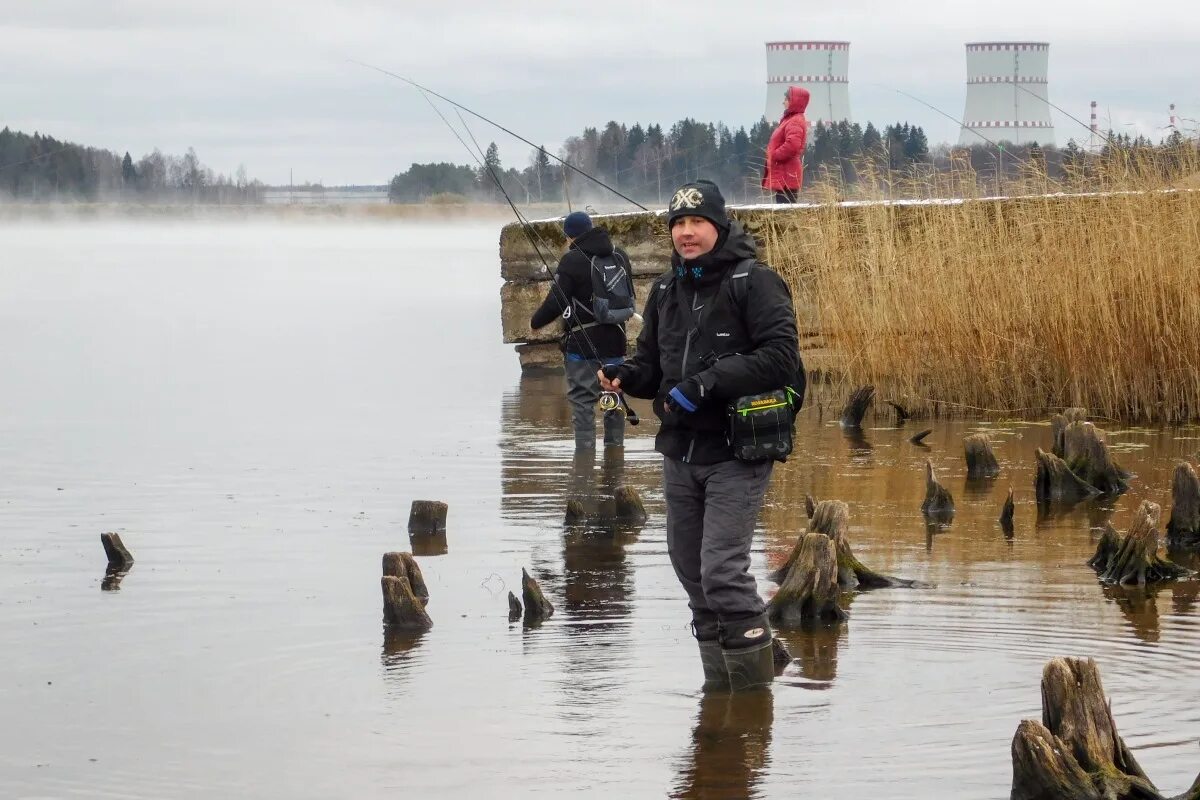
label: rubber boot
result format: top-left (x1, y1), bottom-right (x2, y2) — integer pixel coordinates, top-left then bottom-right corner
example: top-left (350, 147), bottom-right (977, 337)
top-left (720, 615), bottom-right (775, 692)
top-left (698, 639), bottom-right (730, 692)
top-left (722, 639), bottom-right (775, 692)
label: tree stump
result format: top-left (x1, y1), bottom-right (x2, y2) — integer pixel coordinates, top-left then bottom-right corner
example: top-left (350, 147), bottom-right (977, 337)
top-left (507, 591), bottom-right (522, 622)
top-left (778, 500), bottom-right (925, 589)
top-left (1167, 461), bottom-right (1200, 547)
top-left (840, 385), bottom-right (874, 428)
top-left (1089, 502), bottom-right (1192, 585)
top-left (100, 532), bottom-right (134, 570)
top-left (1050, 407), bottom-right (1089, 458)
top-left (564, 499), bottom-right (587, 525)
top-left (767, 533), bottom-right (847, 626)
top-left (909, 428), bottom-right (933, 446)
top-left (886, 400), bottom-right (911, 424)
top-left (521, 567), bottom-right (554, 622)
top-left (804, 494), bottom-right (816, 520)
top-left (381, 576), bottom-right (432, 631)
top-left (1034, 448), bottom-right (1101, 504)
top-left (1062, 422), bottom-right (1130, 495)
top-left (1010, 657), bottom-right (1200, 800)
top-left (407, 500), bottom-right (448, 535)
top-left (965, 433), bottom-right (1001, 479)
top-left (382, 552), bottom-right (429, 606)
top-left (771, 638), bottom-right (793, 675)
top-left (1000, 488), bottom-right (1015, 537)
top-left (921, 460), bottom-right (955, 522)
top-left (613, 485), bottom-right (647, 525)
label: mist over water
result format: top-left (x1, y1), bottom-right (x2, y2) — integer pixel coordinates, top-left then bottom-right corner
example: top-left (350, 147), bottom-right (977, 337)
top-left (2, 221), bottom-right (1198, 798)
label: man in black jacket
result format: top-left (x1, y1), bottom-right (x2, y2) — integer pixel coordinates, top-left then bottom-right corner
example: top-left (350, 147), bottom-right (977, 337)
top-left (530, 211), bottom-right (633, 450)
top-left (599, 180), bottom-right (799, 691)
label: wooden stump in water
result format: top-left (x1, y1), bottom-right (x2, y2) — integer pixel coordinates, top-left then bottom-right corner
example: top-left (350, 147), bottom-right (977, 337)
top-left (1063, 422), bottom-right (1130, 495)
top-left (100, 532), bottom-right (134, 570)
top-left (564, 499), bottom-right (587, 525)
top-left (999, 488), bottom-right (1015, 536)
top-left (964, 433), bottom-right (1001, 479)
top-left (1010, 657), bottom-right (1200, 800)
top-left (921, 460), bottom-right (955, 521)
top-left (804, 494), bottom-right (816, 520)
top-left (1089, 502), bottom-right (1192, 585)
top-left (886, 400), bottom-right (911, 424)
top-left (840, 385), bottom-right (874, 428)
top-left (381, 576), bottom-right (432, 631)
top-left (521, 567), bottom-right (554, 622)
top-left (1167, 461), bottom-right (1200, 547)
top-left (507, 591), bottom-right (522, 622)
top-left (408, 500), bottom-right (448, 535)
top-left (1050, 407), bottom-right (1089, 458)
top-left (782, 500), bottom-right (925, 589)
top-left (771, 638), bottom-right (793, 675)
top-left (1034, 447), bottom-right (1101, 504)
top-left (909, 428), bottom-right (933, 446)
top-left (382, 552), bottom-right (429, 606)
top-left (613, 485), bottom-right (647, 525)
top-left (767, 533), bottom-right (847, 626)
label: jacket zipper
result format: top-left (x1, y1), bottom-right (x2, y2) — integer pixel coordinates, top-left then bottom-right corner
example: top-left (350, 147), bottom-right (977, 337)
top-left (681, 285), bottom-right (701, 463)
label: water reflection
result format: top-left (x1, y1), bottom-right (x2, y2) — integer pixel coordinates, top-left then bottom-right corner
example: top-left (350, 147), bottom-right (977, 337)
top-left (100, 564), bottom-right (131, 591)
top-left (671, 690), bottom-right (774, 800)
top-left (775, 614), bottom-right (850, 686)
top-left (410, 533), bottom-right (448, 557)
top-left (381, 627), bottom-right (427, 686)
top-left (1100, 583), bottom-right (1164, 643)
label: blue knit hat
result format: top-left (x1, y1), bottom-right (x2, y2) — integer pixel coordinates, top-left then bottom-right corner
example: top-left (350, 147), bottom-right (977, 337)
top-left (563, 211), bottom-right (592, 239)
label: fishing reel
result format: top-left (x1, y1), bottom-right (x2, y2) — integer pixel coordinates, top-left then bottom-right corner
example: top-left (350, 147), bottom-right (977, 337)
top-left (599, 391), bottom-right (639, 426)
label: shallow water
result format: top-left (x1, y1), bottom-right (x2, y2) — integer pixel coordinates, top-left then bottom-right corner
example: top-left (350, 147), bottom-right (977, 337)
top-left (2, 221), bottom-right (1198, 799)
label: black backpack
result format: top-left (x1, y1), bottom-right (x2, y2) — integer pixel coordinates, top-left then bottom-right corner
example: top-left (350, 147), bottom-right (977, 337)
top-left (579, 252), bottom-right (635, 326)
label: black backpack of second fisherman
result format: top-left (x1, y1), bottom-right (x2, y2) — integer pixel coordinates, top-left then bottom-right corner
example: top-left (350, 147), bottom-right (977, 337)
top-left (581, 252), bottom-right (635, 325)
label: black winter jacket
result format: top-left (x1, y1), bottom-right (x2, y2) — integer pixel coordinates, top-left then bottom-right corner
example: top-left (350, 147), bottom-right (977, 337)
top-left (529, 226), bottom-right (631, 359)
top-left (619, 221), bottom-right (800, 464)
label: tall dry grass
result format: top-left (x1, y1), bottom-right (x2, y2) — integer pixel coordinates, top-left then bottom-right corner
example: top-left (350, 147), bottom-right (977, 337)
top-left (758, 144), bottom-right (1200, 423)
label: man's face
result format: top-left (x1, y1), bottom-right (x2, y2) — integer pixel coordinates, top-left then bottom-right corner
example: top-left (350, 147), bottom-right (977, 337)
top-left (671, 216), bottom-right (719, 260)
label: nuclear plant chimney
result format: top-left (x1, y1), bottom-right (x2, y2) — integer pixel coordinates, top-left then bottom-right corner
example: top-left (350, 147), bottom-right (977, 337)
top-left (764, 41), bottom-right (852, 126)
top-left (959, 42), bottom-right (1056, 146)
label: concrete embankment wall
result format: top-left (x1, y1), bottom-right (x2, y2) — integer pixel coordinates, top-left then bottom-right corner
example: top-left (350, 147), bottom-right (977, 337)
top-left (499, 206), bottom-right (833, 372)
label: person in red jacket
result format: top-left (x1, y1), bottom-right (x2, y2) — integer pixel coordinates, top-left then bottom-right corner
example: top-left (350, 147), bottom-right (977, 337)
top-left (762, 85), bottom-right (810, 203)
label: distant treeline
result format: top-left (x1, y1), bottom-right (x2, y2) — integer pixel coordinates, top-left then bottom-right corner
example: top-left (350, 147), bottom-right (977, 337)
top-left (0, 127), bottom-right (263, 203)
top-left (388, 118), bottom-right (935, 205)
top-left (390, 117), bottom-right (1197, 204)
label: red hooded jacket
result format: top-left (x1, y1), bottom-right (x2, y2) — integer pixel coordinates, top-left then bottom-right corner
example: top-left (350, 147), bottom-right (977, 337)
top-left (763, 86), bottom-right (810, 192)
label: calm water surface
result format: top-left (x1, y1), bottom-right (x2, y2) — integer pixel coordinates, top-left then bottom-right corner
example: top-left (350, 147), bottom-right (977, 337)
top-left (2, 221), bottom-right (1198, 799)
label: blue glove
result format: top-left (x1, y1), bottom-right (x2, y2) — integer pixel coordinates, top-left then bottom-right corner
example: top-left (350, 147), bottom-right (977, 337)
top-left (668, 380), bottom-right (703, 413)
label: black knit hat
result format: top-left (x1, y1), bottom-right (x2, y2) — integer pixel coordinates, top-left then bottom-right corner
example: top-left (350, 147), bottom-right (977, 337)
top-left (666, 180), bottom-right (729, 231)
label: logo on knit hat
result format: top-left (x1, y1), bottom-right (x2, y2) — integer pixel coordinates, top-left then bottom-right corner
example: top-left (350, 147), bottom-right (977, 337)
top-left (670, 187), bottom-right (704, 211)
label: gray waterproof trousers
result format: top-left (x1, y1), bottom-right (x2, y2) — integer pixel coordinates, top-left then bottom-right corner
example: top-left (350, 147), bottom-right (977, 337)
top-left (565, 358), bottom-right (625, 449)
top-left (663, 457), bottom-right (773, 639)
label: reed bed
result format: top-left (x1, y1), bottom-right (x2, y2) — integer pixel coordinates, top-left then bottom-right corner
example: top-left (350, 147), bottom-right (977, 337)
top-left (758, 145), bottom-right (1200, 423)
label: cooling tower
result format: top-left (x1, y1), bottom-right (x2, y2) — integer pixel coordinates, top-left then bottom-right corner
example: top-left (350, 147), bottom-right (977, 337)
top-left (764, 41), bottom-right (852, 126)
top-left (959, 42), bottom-right (1056, 146)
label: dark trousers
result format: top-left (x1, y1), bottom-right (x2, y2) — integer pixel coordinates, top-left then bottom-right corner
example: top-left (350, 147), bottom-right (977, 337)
top-left (774, 188), bottom-right (798, 204)
top-left (565, 357), bottom-right (625, 449)
top-left (663, 457), bottom-right (773, 639)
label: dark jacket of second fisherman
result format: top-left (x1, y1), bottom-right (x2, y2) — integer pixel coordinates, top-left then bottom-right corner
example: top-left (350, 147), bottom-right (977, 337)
top-left (618, 220), bottom-right (799, 464)
top-left (529, 225), bottom-right (631, 359)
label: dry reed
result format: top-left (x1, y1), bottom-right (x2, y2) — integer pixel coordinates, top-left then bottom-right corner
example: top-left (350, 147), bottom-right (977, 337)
top-left (759, 144), bottom-right (1200, 423)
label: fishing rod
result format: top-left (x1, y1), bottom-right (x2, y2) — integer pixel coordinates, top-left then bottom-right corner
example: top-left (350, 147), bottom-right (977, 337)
top-left (349, 59), bottom-right (649, 211)
top-left (409, 83), bottom-right (639, 425)
top-left (1010, 82), bottom-right (1121, 149)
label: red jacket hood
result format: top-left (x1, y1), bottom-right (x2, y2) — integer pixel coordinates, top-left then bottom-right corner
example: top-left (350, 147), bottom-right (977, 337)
top-left (785, 86), bottom-right (810, 116)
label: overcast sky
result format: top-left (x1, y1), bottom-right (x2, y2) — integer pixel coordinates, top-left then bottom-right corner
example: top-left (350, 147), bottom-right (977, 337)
top-left (2, 0), bottom-right (1196, 185)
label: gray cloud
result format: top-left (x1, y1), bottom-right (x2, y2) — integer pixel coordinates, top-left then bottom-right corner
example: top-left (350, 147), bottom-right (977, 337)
top-left (2, 0), bottom-right (1195, 184)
